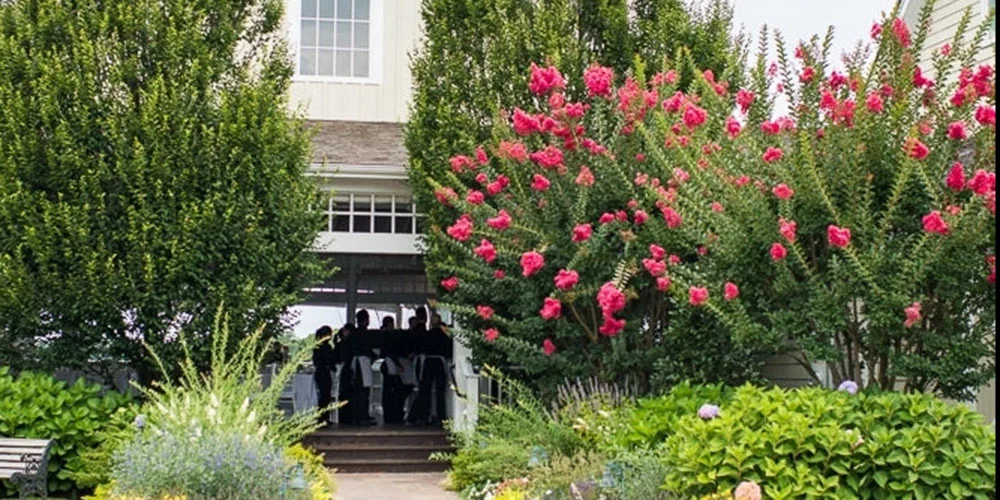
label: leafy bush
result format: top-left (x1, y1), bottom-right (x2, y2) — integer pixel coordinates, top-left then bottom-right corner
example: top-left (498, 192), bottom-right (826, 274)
top-left (0, 366), bottom-right (134, 495)
top-left (68, 405), bottom-right (141, 490)
top-left (612, 382), bottom-right (730, 450)
top-left (608, 447), bottom-right (674, 500)
top-left (111, 431), bottom-right (306, 500)
top-left (662, 385), bottom-right (997, 499)
top-left (427, 0), bottom-right (996, 401)
top-left (285, 443), bottom-right (337, 500)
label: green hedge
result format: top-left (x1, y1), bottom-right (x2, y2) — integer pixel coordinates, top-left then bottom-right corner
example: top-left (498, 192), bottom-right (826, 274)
top-left (662, 385), bottom-right (996, 499)
top-left (0, 367), bottom-right (134, 495)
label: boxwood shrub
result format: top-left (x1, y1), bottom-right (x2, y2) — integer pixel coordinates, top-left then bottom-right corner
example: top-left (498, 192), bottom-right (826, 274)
top-left (662, 385), bottom-right (996, 499)
top-left (0, 367), bottom-right (134, 495)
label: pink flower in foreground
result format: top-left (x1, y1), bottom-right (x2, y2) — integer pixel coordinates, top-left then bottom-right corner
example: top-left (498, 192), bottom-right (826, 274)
top-left (529, 146), bottom-right (564, 170)
top-left (520, 251), bottom-right (545, 277)
top-left (662, 207), bottom-right (683, 228)
top-left (441, 276), bottom-right (459, 292)
top-left (762, 147), bottom-right (784, 163)
top-left (689, 286), bottom-right (709, 306)
top-left (643, 258), bottom-right (667, 277)
top-left (947, 121), bottom-right (968, 140)
top-left (528, 63), bottom-right (566, 95)
top-left (682, 104), bottom-right (708, 129)
top-left (475, 146), bottom-right (489, 165)
top-left (447, 215), bottom-right (474, 241)
top-left (799, 66), bottom-right (815, 83)
top-left (779, 218), bottom-right (798, 243)
top-left (922, 210), bottom-right (950, 235)
top-left (599, 316), bottom-right (626, 337)
top-left (827, 225), bottom-right (852, 248)
top-left (575, 166), bottom-right (595, 186)
top-left (598, 212), bottom-right (615, 225)
top-left (540, 297), bottom-right (562, 320)
top-left (511, 108), bottom-right (540, 136)
top-left (656, 276), bottom-right (672, 292)
top-left (597, 282), bottom-right (627, 316)
top-left (736, 89), bottom-right (755, 113)
top-left (649, 244), bottom-right (666, 261)
top-left (892, 18), bottom-right (911, 47)
top-left (724, 282), bottom-right (740, 301)
top-left (542, 338), bottom-right (557, 356)
top-left (474, 239), bottom-right (497, 263)
top-left (968, 170), bottom-right (996, 195)
top-left (865, 92), bottom-right (884, 113)
top-left (483, 328), bottom-right (499, 343)
top-left (906, 138), bottom-right (930, 160)
top-left (477, 305), bottom-right (494, 320)
top-left (531, 174), bottom-right (551, 191)
top-left (975, 105), bottom-right (996, 126)
top-left (633, 210), bottom-right (649, 225)
top-left (772, 183), bottom-right (795, 200)
top-left (946, 162), bottom-right (967, 191)
top-left (583, 64), bottom-right (614, 98)
top-left (435, 187), bottom-right (458, 206)
top-left (554, 269), bottom-right (579, 291)
top-left (734, 481), bottom-right (762, 500)
top-left (711, 202), bottom-right (725, 213)
top-left (449, 155), bottom-right (473, 173)
top-left (771, 243), bottom-right (788, 261)
top-left (572, 223), bottom-right (593, 243)
top-left (725, 116), bottom-right (743, 138)
top-left (904, 302), bottom-right (922, 328)
top-left (466, 190), bottom-right (485, 205)
top-left (486, 210), bottom-right (512, 230)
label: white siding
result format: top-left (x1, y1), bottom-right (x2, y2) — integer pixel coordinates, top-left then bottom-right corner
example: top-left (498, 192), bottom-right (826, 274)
top-left (905, 0), bottom-right (995, 74)
top-left (284, 0), bottom-right (423, 123)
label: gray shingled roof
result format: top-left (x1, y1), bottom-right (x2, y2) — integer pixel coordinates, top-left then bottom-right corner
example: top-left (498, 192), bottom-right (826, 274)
top-left (305, 120), bottom-right (408, 166)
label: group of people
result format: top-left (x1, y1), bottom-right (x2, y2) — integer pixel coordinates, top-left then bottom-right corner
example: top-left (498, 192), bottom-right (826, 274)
top-left (311, 306), bottom-right (452, 427)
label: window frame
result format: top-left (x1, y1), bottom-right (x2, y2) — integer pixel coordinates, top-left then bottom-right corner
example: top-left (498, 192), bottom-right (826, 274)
top-left (287, 0), bottom-right (384, 84)
top-left (324, 193), bottom-right (424, 235)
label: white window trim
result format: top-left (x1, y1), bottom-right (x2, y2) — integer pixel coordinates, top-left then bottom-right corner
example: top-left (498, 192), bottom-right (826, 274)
top-left (286, 0), bottom-right (384, 85)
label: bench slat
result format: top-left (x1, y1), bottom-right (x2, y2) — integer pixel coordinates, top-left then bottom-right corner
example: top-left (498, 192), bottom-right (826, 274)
top-left (0, 439), bottom-right (50, 447)
top-left (0, 467), bottom-right (30, 478)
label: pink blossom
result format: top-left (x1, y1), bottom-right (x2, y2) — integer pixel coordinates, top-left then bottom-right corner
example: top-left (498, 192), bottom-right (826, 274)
top-left (596, 282), bottom-right (627, 316)
top-left (734, 175), bottom-right (751, 187)
top-left (599, 316), bottom-right (626, 336)
top-left (865, 92), bottom-right (884, 113)
top-left (483, 328), bottom-right (499, 343)
top-left (575, 166), bottom-right (595, 186)
top-left (772, 183), bottom-right (795, 200)
top-left (662, 207), bottom-right (683, 228)
top-left (487, 210), bottom-right (512, 231)
top-left (477, 305), bottom-right (495, 320)
top-left (512, 108), bottom-right (540, 135)
top-left (946, 162), bottom-right (967, 191)
top-left (771, 243), bottom-right (788, 261)
top-left (643, 258), bottom-right (667, 277)
top-left (531, 174), bottom-right (551, 192)
top-left (529, 145), bottom-right (564, 169)
top-left (542, 338), bottom-right (557, 356)
top-left (736, 89), bottom-right (755, 113)
top-left (779, 218), bottom-right (798, 243)
top-left (466, 190), bottom-right (485, 205)
top-left (711, 202), bottom-right (725, 213)
top-left (634, 210), bottom-right (649, 225)
top-left (649, 244), bottom-right (667, 260)
top-left (474, 172), bottom-right (489, 185)
top-left (913, 66), bottom-right (934, 88)
top-left (688, 286), bottom-right (709, 306)
top-left (662, 91), bottom-right (685, 113)
top-left (554, 269), bottom-right (579, 291)
top-left (724, 282), bottom-right (740, 301)
top-left (734, 481), bottom-right (762, 500)
top-left (520, 251), bottom-right (545, 277)
top-left (828, 71), bottom-right (849, 89)
top-left (572, 223), bottom-right (593, 243)
top-left (540, 297), bottom-right (562, 320)
top-left (528, 63), bottom-right (566, 95)
top-left (441, 276), bottom-right (459, 292)
top-left (668, 254), bottom-right (682, 266)
top-left (498, 140), bottom-right (529, 162)
top-left (968, 170), bottom-right (996, 195)
top-left (947, 121), bottom-right (968, 140)
top-left (762, 147), bottom-right (784, 163)
top-left (449, 155), bottom-right (473, 173)
top-left (583, 64), bottom-right (614, 98)
top-left (892, 18), bottom-right (911, 47)
top-left (475, 146), bottom-right (489, 165)
top-left (486, 181), bottom-right (504, 196)
top-left (474, 239), bottom-right (497, 263)
top-left (975, 105), bottom-right (996, 126)
top-left (799, 66), bottom-right (816, 83)
top-left (599, 212), bottom-right (615, 225)
top-left (435, 187), bottom-right (458, 206)
top-left (760, 120), bottom-right (781, 135)
top-left (906, 138), bottom-right (930, 160)
top-left (904, 302), bottom-right (922, 328)
top-left (656, 276), bottom-right (672, 292)
top-left (447, 215), bottom-right (474, 241)
top-left (673, 168), bottom-right (690, 183)
top-left (870, 22), bottom-right (883, 39)
top-left (726, 116), bottom-right (743, 138)
top-left (682, 104), bottom-right (708, 129)
top-left (827, 225), bottom-right (852, 248)
top-left (494, 269), bottom-right (506, 280)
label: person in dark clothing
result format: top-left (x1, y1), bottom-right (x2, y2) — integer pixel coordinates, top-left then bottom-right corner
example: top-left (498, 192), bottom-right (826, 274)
top-left (381, 316), bottom-right (395, 330)
top-left (312, 326), bottom-right (335, 427)
top-left (332, 323), bottom-right (355, 425)
top-left (379, 327), bottom-right (409, 424)
top-left (338, 310), bottom-right (376, 425)
top-left (406, 313), bottom-right (452, 426)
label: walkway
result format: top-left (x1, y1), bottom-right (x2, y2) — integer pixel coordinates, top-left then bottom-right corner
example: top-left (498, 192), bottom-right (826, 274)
top-left (336, 472), bottom-right (459, 500)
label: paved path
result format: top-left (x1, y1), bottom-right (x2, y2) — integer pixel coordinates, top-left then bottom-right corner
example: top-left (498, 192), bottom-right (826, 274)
top-left (336, 473), bottom-right (459, 500)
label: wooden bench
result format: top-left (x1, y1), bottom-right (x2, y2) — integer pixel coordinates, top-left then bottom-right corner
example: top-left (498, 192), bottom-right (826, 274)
top-left (0, 438), bottom-right (53, 500)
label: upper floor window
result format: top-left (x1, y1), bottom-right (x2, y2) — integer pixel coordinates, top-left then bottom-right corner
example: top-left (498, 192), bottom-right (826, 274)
top-left (294, 0), bottom-right (381, 82)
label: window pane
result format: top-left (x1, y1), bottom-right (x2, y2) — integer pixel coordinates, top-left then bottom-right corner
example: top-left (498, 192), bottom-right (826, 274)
top-left (355, 0), bottom-right (370, 20)
top-left (317, 49), bottom-right (334, 76)
top-left (337, 0), bottom-right (352, 18)
top-left (395, 197), bottom-right (412, 213)
top-left (353, 51), bottom-right (369, 78)
top-left (302, 0), bottom-right (317, 17)
top-left (300, 20), bottom-right (317, 46)
top-left (299, 49), bottom-right (316, 75)
top-left (374, 216), bottom-right (392, 233)
top-left (319, 0), bottom-right (335, 17)
top-left (353, 215), bottom-right (371, 233)
top-left (354, 22), bottom-right (369, 49)
top-left (332, 215), bottom-right (349, 232)
top-left (394, 217), bottom-right (413, 234)
top-left (335, 50), bottom-right (352, 77)
top-left (336, 21), bottom-right (352, 48)
top-left (353, 195), bottom-right (372, 212)
top-left (318, 21), bottom-right (335, 47)
top-left (374, 196), bottom-right (392, 213)
top-left (333, 195), bottom-right (350, 212)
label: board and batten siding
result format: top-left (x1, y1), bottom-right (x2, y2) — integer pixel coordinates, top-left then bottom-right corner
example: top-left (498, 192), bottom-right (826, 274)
top-left (284, 0), bottom-right (423, 123)
top-left (904, 0), bottom-right (995, 73)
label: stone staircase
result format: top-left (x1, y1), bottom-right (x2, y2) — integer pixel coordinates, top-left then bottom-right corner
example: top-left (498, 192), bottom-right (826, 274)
top-left (302, 425), bottom-right (454, 473)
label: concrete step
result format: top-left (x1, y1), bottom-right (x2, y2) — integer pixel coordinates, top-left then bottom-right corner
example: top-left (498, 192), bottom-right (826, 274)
top-left (313, 444), bottom-right (454, 462)
top-left (301, 425), bottom-right (453, 474)
top-left (326, 458), bottom-right (451, 473)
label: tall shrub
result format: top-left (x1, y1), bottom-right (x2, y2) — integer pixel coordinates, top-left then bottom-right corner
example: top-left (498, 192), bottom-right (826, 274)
top-left (0, 0), bottom-right (327, 381)
top-left (423, 1), bottom-right (995, 400)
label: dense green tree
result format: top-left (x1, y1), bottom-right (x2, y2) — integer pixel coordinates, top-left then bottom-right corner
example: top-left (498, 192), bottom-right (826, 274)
top-left (0, 0), bottom-right (327, 382)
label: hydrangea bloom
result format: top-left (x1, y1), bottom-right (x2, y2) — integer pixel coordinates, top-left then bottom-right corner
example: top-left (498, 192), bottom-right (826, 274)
top-left (734, 481), bottom-right (762, 500)
top-left (697, 403), bottom-right (720, 420)
top-left (838, 380), bottom-right (859, 394)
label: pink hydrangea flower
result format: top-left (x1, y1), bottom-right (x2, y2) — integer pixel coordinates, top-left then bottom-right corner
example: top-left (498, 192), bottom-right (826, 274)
top-left (734, 481), bottom-right (762, 500)
top-left (697, 403), bottom-right (720, 419)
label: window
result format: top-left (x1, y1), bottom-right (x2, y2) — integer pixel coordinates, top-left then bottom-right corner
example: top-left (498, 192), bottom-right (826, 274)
top-left (296, 0), bottom-right (377, 80)
top-left (323, 193), bottom-right (424, 234)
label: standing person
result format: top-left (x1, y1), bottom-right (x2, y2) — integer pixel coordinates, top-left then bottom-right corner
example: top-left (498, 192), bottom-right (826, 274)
top-left (312, 325), bottom-right (335, 427)
top-left (332, 323), bottom-right (355, 425)
top-left (347, 309), bottom-right (376, 425)
top-left (380, 316), bottom-right (395, 330)
top-left (406, 313), bottom-right (452, 426)
top-left (380, 316), bottom-right (407, 424)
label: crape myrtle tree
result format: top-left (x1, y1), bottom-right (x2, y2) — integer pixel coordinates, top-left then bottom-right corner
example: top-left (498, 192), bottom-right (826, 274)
top-left (424, 0), bottom-right (996, 400)
top-left (0, 0), bottom-right (327, 382)
top-left (407, 0), bottom-right (750, 392)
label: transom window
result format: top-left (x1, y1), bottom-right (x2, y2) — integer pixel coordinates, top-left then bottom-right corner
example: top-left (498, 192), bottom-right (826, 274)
top-left (323, 193), bottom-right (425, 234)
top-left (299, 0), bottom-right (371, 79)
